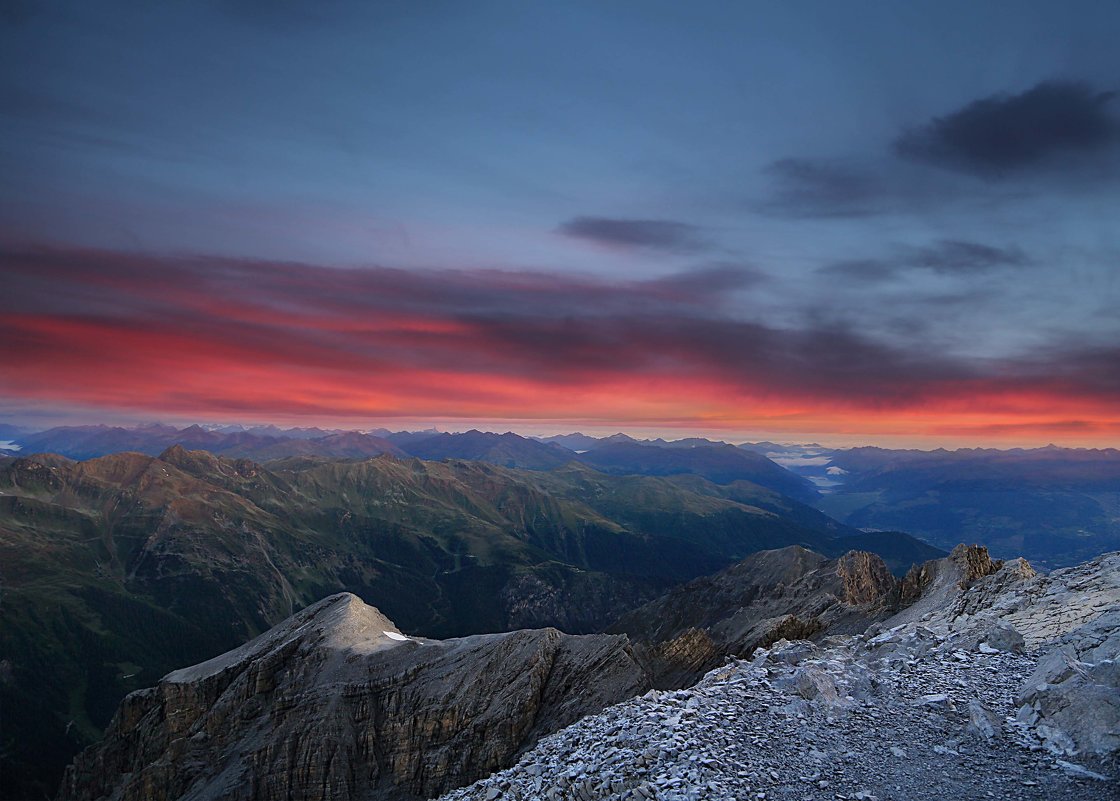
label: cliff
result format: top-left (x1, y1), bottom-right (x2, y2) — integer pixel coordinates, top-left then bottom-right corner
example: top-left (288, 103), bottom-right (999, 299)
top-left (58, 594), bottom-right (650, 801)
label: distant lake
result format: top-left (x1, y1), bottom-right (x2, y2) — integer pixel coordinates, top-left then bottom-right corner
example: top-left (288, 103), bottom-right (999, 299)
top-left (0, 440), bottom-right (21, 451)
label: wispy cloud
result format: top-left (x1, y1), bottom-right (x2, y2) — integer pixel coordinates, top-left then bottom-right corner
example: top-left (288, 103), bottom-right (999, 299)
top-left (906, 240), bottom-right (1028, 274)
top-left (758, 158), bottom-right (897, 218)
top-left (557, 217), bottom-right (710, 253)
top-left (819, 240), bottom-right (1028, 282)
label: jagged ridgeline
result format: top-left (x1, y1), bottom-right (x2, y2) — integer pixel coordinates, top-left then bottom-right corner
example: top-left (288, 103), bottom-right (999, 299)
top-left (56, 546), bottom-right (1120, 801)
top-left (0, 447), bottom-right (939, 798)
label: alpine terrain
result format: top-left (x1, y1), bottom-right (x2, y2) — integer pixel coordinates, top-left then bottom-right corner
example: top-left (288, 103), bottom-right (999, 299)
top-left (56, 545), bottom-right (1120, 800)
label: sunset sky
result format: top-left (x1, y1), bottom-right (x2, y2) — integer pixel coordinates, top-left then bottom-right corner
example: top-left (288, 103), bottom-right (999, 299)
top-left (2, 1), bottom-right (1119, 446)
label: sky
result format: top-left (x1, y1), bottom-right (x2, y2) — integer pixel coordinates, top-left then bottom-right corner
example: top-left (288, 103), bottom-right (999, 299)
top-left (2, 0), bottom-right (1119, 447)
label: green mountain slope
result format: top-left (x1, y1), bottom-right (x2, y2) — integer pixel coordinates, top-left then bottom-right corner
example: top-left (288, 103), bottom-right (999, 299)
top-left (0, 446), bottom-right (878, 798)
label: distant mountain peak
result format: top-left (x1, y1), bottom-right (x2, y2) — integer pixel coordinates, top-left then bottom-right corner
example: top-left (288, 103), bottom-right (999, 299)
top-left (157, 443), bottom-right (190, 460)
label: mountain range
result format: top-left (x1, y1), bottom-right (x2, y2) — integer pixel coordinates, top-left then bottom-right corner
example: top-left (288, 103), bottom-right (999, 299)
top-left (817, 445), bottom-right (1120, 569)
top-left (5, 424), bottom-right (1114, 568)
top-left (3, 421), bottom-right (1117, 797)
top-left (0, 426), bottom-right (818, 500)
top-left (6, 423), bottom-right (404, 462)
top-left (0, 445), bottom-right (936, 799)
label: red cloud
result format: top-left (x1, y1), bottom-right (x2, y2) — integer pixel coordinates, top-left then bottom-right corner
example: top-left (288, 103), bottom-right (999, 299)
top-left (2, 244), bottom-right (1117, 442)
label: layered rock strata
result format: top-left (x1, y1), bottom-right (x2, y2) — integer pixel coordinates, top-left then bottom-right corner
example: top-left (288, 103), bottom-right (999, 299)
top-left (58, 594), bottom-right (650, 801)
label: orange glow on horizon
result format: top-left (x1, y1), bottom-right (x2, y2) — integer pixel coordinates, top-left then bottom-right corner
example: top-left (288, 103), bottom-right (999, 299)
top-left (3, 311), bottom-right (1116, 448)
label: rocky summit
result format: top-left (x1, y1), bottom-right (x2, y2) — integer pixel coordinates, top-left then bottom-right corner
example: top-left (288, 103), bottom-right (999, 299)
top-left (56, 594), bottom-right (649, 801)
top-left (443, 550), bottom-right (1120, 801)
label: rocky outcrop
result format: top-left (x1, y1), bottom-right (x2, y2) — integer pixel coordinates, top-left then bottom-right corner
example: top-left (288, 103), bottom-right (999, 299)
top-left (835, 549), bottom-right (897, 605)
top-left (639, 628), bottom-right (724, 689)
top-left (1002, 552), bottom-right (1120, 758)
top-left (609, 546), bottom-right (901, 686)
top-left (893, 543), bottom-right (1004, 622)
top-left (954, 542), bottom-right (1004, 585)
top-left (57, 594), bottom-right (650, 801)
top-left (1018, 609), bottom-right (1120, 757)
top-left (887, 548), bottom-right (1118, 648)
top-left (614, 541), bottom-right (1114, 718)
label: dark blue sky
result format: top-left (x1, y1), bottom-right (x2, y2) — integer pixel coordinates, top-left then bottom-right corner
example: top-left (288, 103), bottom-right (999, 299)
top-left (2, 1), bottom-right (1119, 444)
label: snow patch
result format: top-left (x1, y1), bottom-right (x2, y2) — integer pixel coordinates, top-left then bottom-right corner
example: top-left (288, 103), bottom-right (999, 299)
top-left (383, 630), bottom-right (409, 641)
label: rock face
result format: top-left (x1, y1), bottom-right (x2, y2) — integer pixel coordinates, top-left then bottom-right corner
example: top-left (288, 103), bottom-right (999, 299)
top-left (1005, 553), bottom-right (1120, 757)
top-left (441, 551), bottom-right (1120, 801)
top-left (835, 549), bottom-right (897, 604)
top-left (608, 546), bottom-right (901, 686)
top-left (57, 594), bottom-right (650, 801)
top-left (58, 547), bottom-right (1120, 801)
top-left (897, 543), bottom-right (1003, 609)
top-left (1018, 609), bottom-right (1120, 757)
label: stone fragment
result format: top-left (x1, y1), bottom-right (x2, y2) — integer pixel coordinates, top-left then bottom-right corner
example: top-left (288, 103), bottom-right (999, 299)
top-left (914, 693), bottom-right (950, 708)
top-left (967, 699), bottom-right (1001, 741)
top-left (1054, 760), bottom-right (1111, 782)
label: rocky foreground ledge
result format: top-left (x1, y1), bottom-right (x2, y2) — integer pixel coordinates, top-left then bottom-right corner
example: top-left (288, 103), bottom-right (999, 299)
top-left (441, 552), bottom-right (1120, 801)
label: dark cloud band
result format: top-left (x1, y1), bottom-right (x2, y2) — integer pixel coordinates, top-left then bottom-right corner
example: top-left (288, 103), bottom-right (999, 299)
top-left (1, 244), bottom-right (1116, 418)
top-left (895, 80), bottom-right (1120, 177)
top-left (557, 217), bottom-right (710, 253)
top-left (818, 240), bottom-right (1028, 281)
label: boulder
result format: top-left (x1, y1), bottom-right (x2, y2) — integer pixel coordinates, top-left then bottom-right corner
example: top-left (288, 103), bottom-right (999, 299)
top-left (1017, 609), bottom-right (1120, 756)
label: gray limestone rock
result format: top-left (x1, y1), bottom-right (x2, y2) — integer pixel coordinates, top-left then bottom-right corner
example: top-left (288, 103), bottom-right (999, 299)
top-left (974, 621), bottom-right (1026, 653)
top-left (57, 593), bottom-right (650, 801)
top-left (441, 550), bottom-right (1120, 801)
top-left (967, 699), bottom-right (1002, 741)
top-left (1018, 610), bottom-right (1120, 756)
top-left (792, 665), bottom-right (841, 704)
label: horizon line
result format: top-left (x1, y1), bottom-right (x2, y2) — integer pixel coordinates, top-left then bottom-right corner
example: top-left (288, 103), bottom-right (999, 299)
top-left (2, 415), bottom-right (1117, 453)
